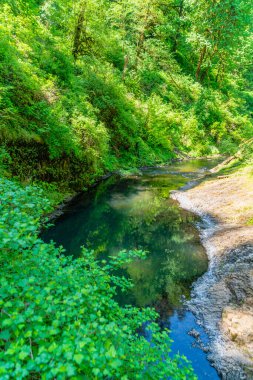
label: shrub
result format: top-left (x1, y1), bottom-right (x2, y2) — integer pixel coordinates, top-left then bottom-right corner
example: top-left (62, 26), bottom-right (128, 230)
top-left (0, 178), bottom-right (196, 379)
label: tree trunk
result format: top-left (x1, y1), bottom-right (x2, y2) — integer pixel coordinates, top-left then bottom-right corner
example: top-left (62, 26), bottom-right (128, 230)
top-left (196, 45), bottom-right (207, 80)
top-left (172, 0), bottom-right (184, 53)
top-left (73, 1), bottom-right (87, 60)
top-left (135, 2), bottom-right (151, 68)
top-left (122, 55), bottom-right (129, 81)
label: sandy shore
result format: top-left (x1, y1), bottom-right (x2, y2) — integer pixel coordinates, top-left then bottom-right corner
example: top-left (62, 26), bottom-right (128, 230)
top-left (172, 166), bottom-right (253, 379)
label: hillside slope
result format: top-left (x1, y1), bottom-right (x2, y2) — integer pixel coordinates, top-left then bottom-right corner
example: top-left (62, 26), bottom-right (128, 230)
top-left (0, 0), bottom-right (252, 189)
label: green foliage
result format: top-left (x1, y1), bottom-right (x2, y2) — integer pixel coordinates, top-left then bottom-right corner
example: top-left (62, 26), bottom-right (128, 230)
top-left (0, 178), bottom-right (196, 379)
top-left (0, 148), bottom-right (12, 176)
top-left (0, 0), bottom-right (252, 189)
top-left (187, 0), bottom-right (253, 81)
top-left (71, 107), bottom-right (110, 171)
top-left (0, 2), bottom-right (252, 376)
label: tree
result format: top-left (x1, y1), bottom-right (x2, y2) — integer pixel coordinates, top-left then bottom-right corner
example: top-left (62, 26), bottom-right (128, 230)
top-left (187, 0), bottom-right (253, 82)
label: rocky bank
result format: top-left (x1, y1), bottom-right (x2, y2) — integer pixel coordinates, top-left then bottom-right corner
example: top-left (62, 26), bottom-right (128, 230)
top-left (172, 166), bottom-right (253, 379)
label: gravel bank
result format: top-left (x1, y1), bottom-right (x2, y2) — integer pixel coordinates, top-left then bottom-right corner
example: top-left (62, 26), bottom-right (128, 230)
top-left (172, 167), bottom-right (253, 379)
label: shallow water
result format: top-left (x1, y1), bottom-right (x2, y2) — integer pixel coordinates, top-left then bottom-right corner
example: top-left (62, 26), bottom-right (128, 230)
top-left (42, 158), bottom-right (221, 379)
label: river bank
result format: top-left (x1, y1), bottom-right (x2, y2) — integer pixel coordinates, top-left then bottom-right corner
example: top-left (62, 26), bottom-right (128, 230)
top-left (41, 158), bottom-right (223, 379)
top-left (43, 155), bottom-right (224, 225)
top-left (172, 166), bottom-right (253, 379)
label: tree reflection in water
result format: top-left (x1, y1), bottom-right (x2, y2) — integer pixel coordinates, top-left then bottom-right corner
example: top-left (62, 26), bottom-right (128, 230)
top-left (42, 160), bottom-right (221, 315)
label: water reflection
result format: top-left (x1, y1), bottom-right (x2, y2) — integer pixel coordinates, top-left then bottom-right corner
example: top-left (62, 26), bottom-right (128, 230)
top-left (42, 159), bottom-right (222, 379)
top-left (42, 159), bottom-right (220, 312)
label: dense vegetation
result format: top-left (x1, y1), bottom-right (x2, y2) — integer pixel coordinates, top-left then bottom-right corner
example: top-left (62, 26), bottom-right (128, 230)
top-left (0, 0), bottom-right (253, 378)
top-left (0, 0), bottom-right (252, 188)
top-left (0, 178), bottom-right (196, 379)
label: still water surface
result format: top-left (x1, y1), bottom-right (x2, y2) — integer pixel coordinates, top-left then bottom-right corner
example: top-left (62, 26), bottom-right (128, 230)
top-left (42, 159), bottom-right (221, 379)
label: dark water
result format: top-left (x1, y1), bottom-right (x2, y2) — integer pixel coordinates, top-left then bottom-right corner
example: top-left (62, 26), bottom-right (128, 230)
top-left (42, 159), bottom-right (221, 379)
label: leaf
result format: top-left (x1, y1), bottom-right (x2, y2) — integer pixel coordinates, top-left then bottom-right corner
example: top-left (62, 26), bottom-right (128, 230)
top-left (0, 330), bottom-right (10, 341)
top-left (18, 351), bottom-right (29, 360)
top-left (92, 368), bottom-right (100, 376)
top-left (73, 354), bottom-right (84, 365)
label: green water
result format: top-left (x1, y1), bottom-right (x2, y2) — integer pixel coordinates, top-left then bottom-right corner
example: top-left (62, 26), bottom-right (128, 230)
top-left (42, 159), bottom-right (220, 312)
top-left (42, 158), bottom-right (222, 379)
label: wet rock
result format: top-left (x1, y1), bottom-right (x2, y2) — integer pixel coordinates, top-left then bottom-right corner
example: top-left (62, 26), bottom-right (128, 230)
top-left (202, 345), bottom-right (210, 353)
top-left (188, 329), bottom-right (200, 339)
top-left (189, 245), bottom-right (253, 379)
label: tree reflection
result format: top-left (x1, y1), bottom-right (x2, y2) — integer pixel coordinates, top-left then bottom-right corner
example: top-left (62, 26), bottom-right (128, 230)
top-left (42, 165), bottom-right (209, 315)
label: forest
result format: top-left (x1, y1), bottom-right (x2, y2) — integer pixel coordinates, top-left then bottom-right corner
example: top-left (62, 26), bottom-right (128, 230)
top-left (0, 0), bottom-right (253, 379)
top-left (1, 0), bottom-right (252, 187)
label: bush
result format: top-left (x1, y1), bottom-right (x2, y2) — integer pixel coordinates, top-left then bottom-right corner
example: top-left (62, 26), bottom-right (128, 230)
top-left (0, 178), bottom-right (196, 379)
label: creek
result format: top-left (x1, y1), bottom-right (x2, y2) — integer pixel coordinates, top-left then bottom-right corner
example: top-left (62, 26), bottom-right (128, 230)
top-left (42, 159), bottom-right (222, 379)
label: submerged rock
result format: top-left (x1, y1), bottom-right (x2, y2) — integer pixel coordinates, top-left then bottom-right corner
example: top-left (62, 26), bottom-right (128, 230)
top-left (188, 329), bottom-right (200, 339)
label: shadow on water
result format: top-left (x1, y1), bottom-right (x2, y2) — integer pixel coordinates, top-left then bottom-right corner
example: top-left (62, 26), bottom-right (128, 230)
top-left (42, 159), bottom-right (222, 379)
